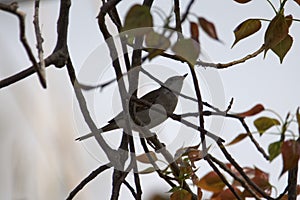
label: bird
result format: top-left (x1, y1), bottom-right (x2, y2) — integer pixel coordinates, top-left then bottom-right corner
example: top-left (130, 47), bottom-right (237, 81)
top-left (76, 73), bottom-right (188, 141)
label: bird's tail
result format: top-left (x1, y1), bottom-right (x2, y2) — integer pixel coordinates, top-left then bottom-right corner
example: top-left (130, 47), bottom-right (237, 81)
top-left (75, 121), bottom-right (118, 141)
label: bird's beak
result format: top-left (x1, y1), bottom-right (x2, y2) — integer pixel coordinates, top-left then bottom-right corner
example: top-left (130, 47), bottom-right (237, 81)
top-left (183, 73), bottom-right (188, 78)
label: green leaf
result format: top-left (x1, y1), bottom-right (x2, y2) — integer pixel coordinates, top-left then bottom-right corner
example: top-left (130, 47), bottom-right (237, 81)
top-left (271, 35), bottom-right (293, 63)
top-left (232, 19), bottom-right (261, 47)
top-left (145, 30), bottom-right (170, 59)
top-left (268, 141), bottom-right (282, 161)
top-left (254, 117), bottom-right (280, 135)
top-left (122, 4), bottom-right (153, 33)
top-left (171, 38), bottom-right (200, 65)
top-left (264, 13), bottom-right (289, 55)
top-left (227, 133), bottom-right (248, 146)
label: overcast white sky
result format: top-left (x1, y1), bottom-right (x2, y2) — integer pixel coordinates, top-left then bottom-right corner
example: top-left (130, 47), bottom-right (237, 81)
top-left (0, 0), bottom-right (299, 199)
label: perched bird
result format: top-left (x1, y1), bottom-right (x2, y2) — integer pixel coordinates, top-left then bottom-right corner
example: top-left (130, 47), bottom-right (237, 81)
top-left (76, 74), bottom-right (187, 141)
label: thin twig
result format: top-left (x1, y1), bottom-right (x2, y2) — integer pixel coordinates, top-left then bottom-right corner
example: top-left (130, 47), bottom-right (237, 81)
top-left (33, 0), bottom-right (46, 87)
top-left (180, 0), bottom-right (195, 24)
top-left (0, 2), bottom-right (46, 88)
top-left (66, 163), bottom-right (111, 200)
top-left (189, 64), bottom-right (207, 155)
top-left (197, 45), bottom-right (265, 69)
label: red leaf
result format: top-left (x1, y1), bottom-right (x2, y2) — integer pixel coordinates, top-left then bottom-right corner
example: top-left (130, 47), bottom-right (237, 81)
top-left (233, 0), bottom-right (252, 3)
top-left (237, 104), bottom-right (265, 117)
top-left (280, 140), bottom-right (300, 176)
top-left (190, 22), bottom-right (199, 42)
top-left (198, 17), bottom-right (219, 41)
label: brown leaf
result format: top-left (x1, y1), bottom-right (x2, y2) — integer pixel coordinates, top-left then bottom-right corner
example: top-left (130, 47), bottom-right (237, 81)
top-left (198, 17), bottom-right (219, 41)
top-left (170, 189), bottom-right (192, 200)
top-left (285, 15), bottom-right (293, 28)
top-left (271, 34), bottom-right (293, 63)
top-left (264, 13), bottom-right (289, 55)
top-left (280, 140), bottom-right (300, 176)
top-left (296, 107), bottom-right (300, 131)
top-left (215, 188), bottom-right (243, 200)
top-left (233, 0), bottom-right (252, 3)
top-left (190, 22), bottom-right (199, 42)
top-left (232, 19), bottom-right (261, 47)
top-left (196, 171), bottom-right (225, 192)
top-left (197, 188), bottom-right (203, 200)
top-left (136, 151), bottom-right (158, 163)
top-left (227, 133), bottom-right (248, 146)
top-left (237, 104), bottom-right (265, 117)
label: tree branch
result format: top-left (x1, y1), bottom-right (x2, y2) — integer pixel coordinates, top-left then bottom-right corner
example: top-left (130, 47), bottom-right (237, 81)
top-left (66, 163), bottom-right (111, 200)
top-left (0, 2), bottom-right (46, 88)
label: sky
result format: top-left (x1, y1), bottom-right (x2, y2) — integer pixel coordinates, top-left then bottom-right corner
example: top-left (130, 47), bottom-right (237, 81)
top-left (0, 0), bottom-right (300, 199)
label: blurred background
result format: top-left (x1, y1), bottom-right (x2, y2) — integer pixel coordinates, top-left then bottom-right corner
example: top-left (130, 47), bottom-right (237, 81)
top-left (0, 0), bottom-right (300, 199)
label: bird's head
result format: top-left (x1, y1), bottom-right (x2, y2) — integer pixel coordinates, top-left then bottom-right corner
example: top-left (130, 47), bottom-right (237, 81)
top-left (164, 73), bottom-right (187, 94)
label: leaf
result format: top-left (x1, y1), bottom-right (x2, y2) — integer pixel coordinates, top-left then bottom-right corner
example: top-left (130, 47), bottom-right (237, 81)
top-left (198, 17), bottom-right (219, 41)
top-left (197, 188), bottom-right (203, 200)
top-left (252, 167), bottom-right (271, 195)
top-left (271, 34), bottom-right (293, 63)
top-left (232, 19), bottom-right (261, 47)
top-left (171, 38), bottom-right (200, 65)
top-left (214, 188), bottom-right (243, 200)
top-left (285, 15), bottom-right (293, 28)
top-left (170, 189), bottom-right (192, 200)
top-left (145, 30), bottom-right (171, 59)
top-left (268, 141), bottom-right (282, 162)
top-left (268, 141), bottom-right (283, 161)
top-left (138, 167), bottom-right (156, 174)
top-left (264, 13), bottom-right (289, 55)
top-left (254, 117), bottom-right (280, 135)
top-left (227, 133), bottom-right (248, 146)
top-left (233, 0), bottom-right (252, 3)
top-left (122, 4), bottom-right (153, 33)
top-left (237, 104), bottom-right (265, 117)
top-left (190, 22), bottom-right (199, 42)
top-left (196, 171), bottom-right (225, 192)
top-left (136, 151), bottom-right (158, 163)
top-left (280, 140), bottom-right (300, 176)
top-left (294, 0), bottom-right (300, 6)
top-left (296, 107), bottom-right (300, 129)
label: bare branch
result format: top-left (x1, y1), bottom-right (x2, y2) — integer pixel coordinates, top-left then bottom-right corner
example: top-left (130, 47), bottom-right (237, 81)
top-left (33, 0), bottom-right (46, 87)
top-left (66, 163), bottom-right (111, 200)
top-left (197, 45), bottom-right (265, 69)
top-left (0, 2), bottom-right (46, 88)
